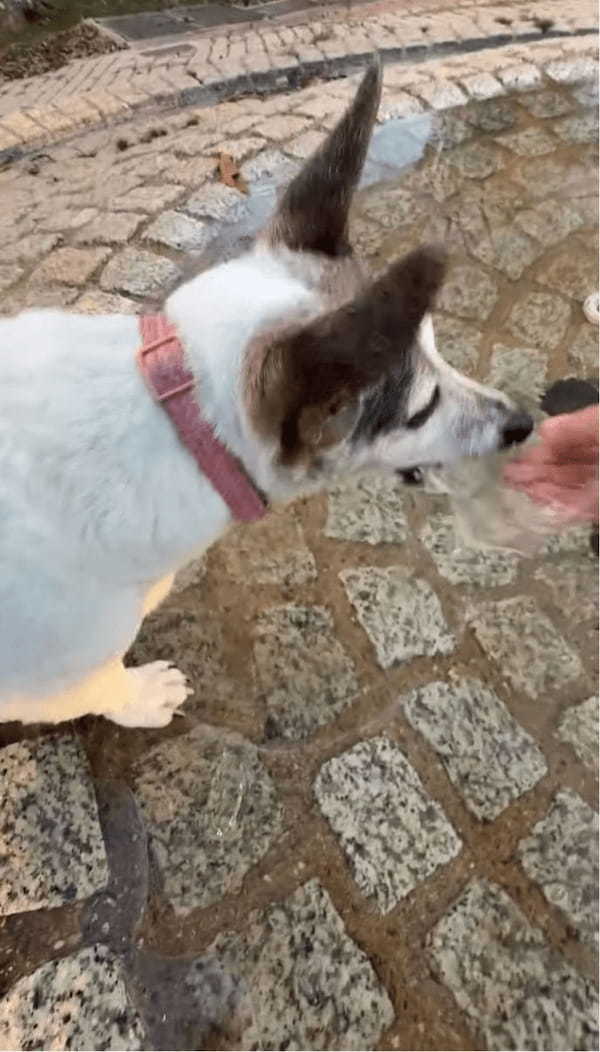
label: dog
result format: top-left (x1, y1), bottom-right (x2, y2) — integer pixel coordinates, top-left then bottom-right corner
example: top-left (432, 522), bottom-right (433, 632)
top-left (0, 61), bottom-right (533, 727)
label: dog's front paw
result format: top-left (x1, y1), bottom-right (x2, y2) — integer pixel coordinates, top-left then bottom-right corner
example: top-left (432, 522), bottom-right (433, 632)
top-left (111, 661), bottom-right (191, 728)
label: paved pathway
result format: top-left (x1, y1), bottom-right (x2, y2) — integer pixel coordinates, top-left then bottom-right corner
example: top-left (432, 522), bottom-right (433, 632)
top-left (0, 21), bottom-right (598, 1052)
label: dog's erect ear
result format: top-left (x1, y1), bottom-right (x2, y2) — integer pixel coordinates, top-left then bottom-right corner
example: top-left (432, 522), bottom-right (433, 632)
top-left (266, 59), bottom-right (382, 257)
top-left (249, 245), bottom-right (447, 464)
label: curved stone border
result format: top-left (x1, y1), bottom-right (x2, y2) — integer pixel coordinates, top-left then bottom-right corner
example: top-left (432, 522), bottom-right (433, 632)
top-left (0, 0), bottom-right (596, 163)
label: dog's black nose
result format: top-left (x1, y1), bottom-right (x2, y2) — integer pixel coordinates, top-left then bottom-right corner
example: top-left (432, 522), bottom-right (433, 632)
top-left (500, 410), bottom-right (534, 448)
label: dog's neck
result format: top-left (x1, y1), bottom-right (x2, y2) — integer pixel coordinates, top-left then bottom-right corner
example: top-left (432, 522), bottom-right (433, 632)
top-left (166, 249), bottom-right (320, 504)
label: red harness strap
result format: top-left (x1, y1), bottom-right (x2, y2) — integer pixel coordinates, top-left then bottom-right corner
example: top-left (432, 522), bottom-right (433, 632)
top-left (137, 314), bottom-right (267, 523)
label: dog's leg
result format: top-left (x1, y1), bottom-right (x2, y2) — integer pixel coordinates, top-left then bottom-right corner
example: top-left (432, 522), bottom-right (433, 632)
top-left (0, 654), bottom-right (190, 727)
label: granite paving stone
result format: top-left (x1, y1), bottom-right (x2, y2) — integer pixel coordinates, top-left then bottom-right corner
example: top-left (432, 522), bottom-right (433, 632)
top-left (468, 596), bottom-right (584, 698)
top-left (430, 879), bottom-right (599, 1051)
top-left (315, 735), bottom-right (461, 911)
top-left (518, 790), bottom-right (599, 949)
top-left (534, 555), bottom-right (599, 623)
top-left (568, 322), bottom-right (600, 373)
top-left (486, 343), bottom-right (548, 408)
top-left (0, 734), bottom-right (108, 915)
top-left (507, 290), bottom-right (572, 350)
top-left (253, 605), bottom-right (358, 741)
top-left (557, 696), bottom-right (599, 771)
top-left (325, 473), bottom-right (409, 545)
top-left (434, 315), bottom-right (482, 372)
top-left (211, 880), bottom-right (395, 1050)
top-left (73, 211), bottom-right (145, 245)
top-left (0, 946), bottom-right (144, 1051)
top-left (31, 246), bottom-right (109, 286)
top-left (402, 679), bottom-right (547, 820)
top-left (536, 251), bottom-right (598, 303)
top-left (420, 511), bottom-right (521, 587)
top-left (520, 89), bottom-right (574, 118)
top-left (438, 262), bottom-right (498, 319)
top-left (498, 125), bottom-right (557, 156)
top-left (222, 513), bottom-right (316, 587)
top-left (113, 184), bottom-right (184, 212)
top-left (133, 726), bottom-right (283, 913)
top-left (341, 567), bottom-right (455, 669)
top-left (515, 199), bottom-right (583, 245)
top-left (144, 210), bottom-right (211, 252)
top-left (552, 110), bottom-right (600, 145)
top-left (183, 183), bottom-right (247, 224)
top-left (100, 247), bottom-right (181, 298)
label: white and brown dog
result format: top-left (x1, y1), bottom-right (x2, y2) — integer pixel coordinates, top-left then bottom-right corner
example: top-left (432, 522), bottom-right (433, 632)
top-left (0, 61), bottom-right (532, 727)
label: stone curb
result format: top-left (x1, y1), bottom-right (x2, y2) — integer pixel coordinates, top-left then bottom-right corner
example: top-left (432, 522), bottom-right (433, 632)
top-left (0, 0), bottom-right (597, 163)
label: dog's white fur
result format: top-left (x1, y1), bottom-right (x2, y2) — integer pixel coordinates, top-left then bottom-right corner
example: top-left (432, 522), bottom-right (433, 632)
top-left (0, 68), bottom-right (528, 727)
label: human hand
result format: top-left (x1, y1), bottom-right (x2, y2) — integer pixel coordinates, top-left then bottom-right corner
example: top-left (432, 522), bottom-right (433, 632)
top-left (503, 405), bottom-right (599, 524)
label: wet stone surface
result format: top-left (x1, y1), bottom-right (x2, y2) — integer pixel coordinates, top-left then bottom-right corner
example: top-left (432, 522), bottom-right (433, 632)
top-left (133, 726), bottom-right (283, 913)
top-left (0, 734), bottom-right (108, 916)
top-left (341, 566), bottom-right (456, 668)
top-left (0, 946), bottom-right (145, 1051)
top-left (518, 790), bottom-right (599, 950)
top-left (402, 680), bottom-right (547, 820)
top-left (0, 68), bottom-right (598, 1052)
top-left (315, 735), bottom-right (461, 912)
top-left (430, 880), bottom-right (599, 1051)
top-left (211, 880), bottom-right (395, 1050)
top-left (252, 605), bottom-right (359, 741)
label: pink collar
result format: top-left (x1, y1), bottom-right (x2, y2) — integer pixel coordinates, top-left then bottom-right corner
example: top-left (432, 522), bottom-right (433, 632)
top-left (137, 314), bottom-right (267, 523)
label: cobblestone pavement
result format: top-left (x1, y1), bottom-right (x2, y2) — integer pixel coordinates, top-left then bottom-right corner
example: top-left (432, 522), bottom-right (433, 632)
top-left (0, 31), bottom-right (598, 1052)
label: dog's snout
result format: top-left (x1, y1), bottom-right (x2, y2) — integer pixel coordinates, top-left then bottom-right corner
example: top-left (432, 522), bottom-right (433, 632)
top-left (500, 410), bottom-right (534, 448)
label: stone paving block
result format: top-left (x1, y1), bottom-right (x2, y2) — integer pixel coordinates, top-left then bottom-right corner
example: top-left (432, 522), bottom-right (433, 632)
top-left (402, 679), bottom-right (547, 820)
top-left (221, 512), bottom-right (316, 587)
top-left (557, 696), bottom-right (599, 771)
top-left (460, 72), bottom-right (504, 100)
top-left (211, 880), bottom-right (394, 1049)
top-left (341, 567), bottom-right (455, 669)
top-left (417, 79), bottom-right (468, 111)
top-left (39, 206), bottom-right (98, 233)
top-left (438, 262), bottom-right (498, 320)
top-left (74, 211), bottom-right (145, 245)
top-left (252, 605), bottom-right (358, 741)
top-left (100, 248), bottom-right (181, 298)
top-left (0, 945), bottom-right (144, 1050)
top-left (0, 263), bottom-right (23, 293)
top-left (325, 473), bottom-right (409, 545)
top-left (487, 343), bottom-right (548, 407)
top-left (241, 148), bottom-right (298, 187)
top-left (213, 135), bottom-right (267, 163)
top-left (470, 224), bottom-right (540, 280)
top-left (144, 210), bottom-right (210, 252)
top-left (113, 184), bottom-right (184, 213)
top-left (133, 726), bottom-right (283, 913)
top-left (553, 110), bottom-right (599, 145)
top-left (4, 232), bottom-right (59, 264)
top-left (74, 290), bottom-right (139, 314)
top-left (285, 128), bottom-right (325, 159)
top-left (515, 199), bottom-right (583, 245)
top-left (498, 125), bottom-right (557, 156)
top-left (420, 511), bottom-right (521, 587)
top-left (546, 57), bottom-right (598, 84)
top-left (498, 63), bottom-right (543, 92)
top-left (31, 246), bottom-right (109, 287)
top-left (520, 89), bottom-right (574, 118)
top-left (537, 251), bottom-right (599, 303)
top-left (184, 182), bottom-right (248, 223)
top-left (507, 290), bottom-right (572, 349)
top-left (434, 315), bottom-right (482, 372)
top-left (568, 323), bottom-right (599, 373)
top-left (448, 141), bottom-right (504, 179)
top-left (360, 182), bottom-right (426, 228)
top-left (468, 595), bottom-right (584, 699)
top-left (534, 555), bottom-right (598, 623)
top-left (429, 879), bottom-right (599, 1051)
top-left (0, 734), bottom-right (108, 915)
top-left (518, 790), bottom-right (598, 949)
top-left (259, 114), bottom-right (310, 142)
top-left (315, 735), bottom-right (461, 911)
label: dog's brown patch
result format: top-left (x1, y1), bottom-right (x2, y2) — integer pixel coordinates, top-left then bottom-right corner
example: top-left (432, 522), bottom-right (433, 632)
top-left (246, 245), bottom-right (447, 466)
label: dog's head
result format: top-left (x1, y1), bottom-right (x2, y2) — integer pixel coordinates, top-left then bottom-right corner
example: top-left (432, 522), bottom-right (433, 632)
top-left (172, 60), bottom-right (532, 496)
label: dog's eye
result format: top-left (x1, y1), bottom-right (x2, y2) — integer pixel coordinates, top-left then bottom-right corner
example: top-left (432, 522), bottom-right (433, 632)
top-left (406, 385), bottom-right (440, 429)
